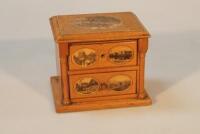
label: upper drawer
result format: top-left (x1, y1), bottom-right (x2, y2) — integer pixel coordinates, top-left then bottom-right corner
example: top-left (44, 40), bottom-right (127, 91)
top-left (69, 41), bottom-right (137, 70)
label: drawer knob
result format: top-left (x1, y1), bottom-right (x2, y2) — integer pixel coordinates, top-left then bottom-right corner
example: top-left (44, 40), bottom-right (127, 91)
top-left (100, 82), bottom-right (108, 89)
top-left (100, 53), bottom-right (105, 58)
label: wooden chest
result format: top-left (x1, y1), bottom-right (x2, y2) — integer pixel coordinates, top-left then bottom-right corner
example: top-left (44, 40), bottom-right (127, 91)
top-left (49, 12), bottom-right (152, 112)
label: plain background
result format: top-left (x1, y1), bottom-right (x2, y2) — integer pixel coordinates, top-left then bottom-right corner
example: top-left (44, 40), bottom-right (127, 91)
top-left (0, 0), bottom-right (200, 134)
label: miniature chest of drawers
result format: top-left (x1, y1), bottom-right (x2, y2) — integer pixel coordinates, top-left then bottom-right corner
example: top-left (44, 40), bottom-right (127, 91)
top-left (50, 12), bottom-right (152, 112)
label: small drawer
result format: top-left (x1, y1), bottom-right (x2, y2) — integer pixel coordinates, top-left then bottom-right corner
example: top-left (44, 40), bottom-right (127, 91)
top-left (69, 41), bottom-right (137, 70)
top-left (69, 70), bottom-right (137, 100)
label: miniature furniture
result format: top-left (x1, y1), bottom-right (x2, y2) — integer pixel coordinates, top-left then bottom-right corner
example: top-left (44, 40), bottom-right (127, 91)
top-left (50, 12), bottom-right (151, 112)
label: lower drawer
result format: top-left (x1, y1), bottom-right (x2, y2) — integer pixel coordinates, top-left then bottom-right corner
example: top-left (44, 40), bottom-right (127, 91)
top-left (69, 70), bottom-right (137, 101)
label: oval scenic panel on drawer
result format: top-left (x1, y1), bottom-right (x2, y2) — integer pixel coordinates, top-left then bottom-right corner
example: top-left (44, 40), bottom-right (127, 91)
top-left (109, 46), bottom-right (133, 64)
top-left (108, 75), bottom-right (131, 91)
top-left (69, 70), bottom-right (137, 99)
top-left (69, 41), bottom-right (137, 70)
top-left (72, 48), bottom-right (97, 67)
top-left (75, 77), bottom-right (99, 94)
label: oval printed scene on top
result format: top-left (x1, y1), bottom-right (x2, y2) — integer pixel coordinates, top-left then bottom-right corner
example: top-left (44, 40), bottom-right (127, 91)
top-left (73, 16), bottom-right (122, 30)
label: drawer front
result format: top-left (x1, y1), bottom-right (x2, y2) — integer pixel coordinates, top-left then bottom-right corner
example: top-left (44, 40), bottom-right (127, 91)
top-left (69, 41), bottom-right (137, 70)
top-left (69, 70), bottom-right (137, 99)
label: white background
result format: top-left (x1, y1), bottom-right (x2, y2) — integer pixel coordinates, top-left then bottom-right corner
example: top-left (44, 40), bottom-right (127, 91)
top-left (0, 0), bottom-right (200, 134)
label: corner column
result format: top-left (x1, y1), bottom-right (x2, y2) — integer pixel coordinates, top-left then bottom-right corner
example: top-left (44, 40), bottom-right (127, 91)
top-left (58, 42), bottom-right (71, 105)
top-left (138, 38), bottom-right (148, 99)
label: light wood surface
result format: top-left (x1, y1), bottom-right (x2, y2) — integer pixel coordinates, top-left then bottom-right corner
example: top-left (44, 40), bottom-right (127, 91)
top-left (50, 12), bottom-right (150, 42)
top-left (49, 12), bottom-right (151, 112)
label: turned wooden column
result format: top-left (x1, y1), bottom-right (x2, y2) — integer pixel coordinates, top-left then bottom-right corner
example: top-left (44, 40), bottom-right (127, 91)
top-left (58, 42), bottom-right (71, 105)
top-left (138, 38), bottom-right (148, 99)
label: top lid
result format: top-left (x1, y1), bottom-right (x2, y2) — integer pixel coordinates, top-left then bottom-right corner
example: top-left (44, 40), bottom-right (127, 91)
top-left (50, 12), bottom-right (150, 42)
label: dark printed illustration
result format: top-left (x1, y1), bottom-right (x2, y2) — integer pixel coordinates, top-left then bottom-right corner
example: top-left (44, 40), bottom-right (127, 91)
top-left (75, 78), bottom-right (99, 94)
top-left (109, 46), bottom-right (133, 63)
top-left (108, 75), bottom-right (131, 91)
top-left (74, 16), bottom-right (122, 29)
top-left (73, 48), bottom-right (96, 67)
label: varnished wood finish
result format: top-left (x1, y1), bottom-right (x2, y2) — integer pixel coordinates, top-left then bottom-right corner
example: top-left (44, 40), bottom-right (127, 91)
top-left (138, 38), bottom-right (148, 99)
top-left (71, 94), bottom-right (138, 103)
top-left (51, 76), bottom-right (152, 112)
top-left (58, 43), bottom-right (71, 104)
top-left (50, 12), bottom-right (150, 42)
top-left (49, 12), bottom-right (151, 112)
top-left (68, 65), bottom-right (140, 75)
